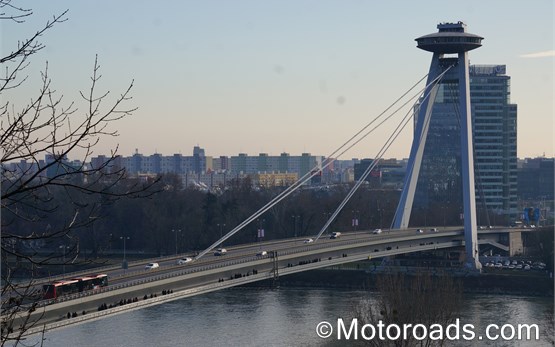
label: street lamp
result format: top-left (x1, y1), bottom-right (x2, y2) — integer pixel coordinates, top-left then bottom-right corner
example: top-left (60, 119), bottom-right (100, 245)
top-left (323, 212), bottom-right (332, 233)
top-left (171, 229), bottom-right (182, 256)
top-left (59, 245), bottom-right (69, 278)
top-left (441, 206), bottom-right (447, 230)
top-left (257, 218), bottom-right (265, 248)
top-left (120, 236), bottom-right (130, 270)
top-left (292, 215), bottom-right (300, 238)
top-left (351, 210), bottom-right (360, 231)
top-left (216, 223), bottom-right (226, 247)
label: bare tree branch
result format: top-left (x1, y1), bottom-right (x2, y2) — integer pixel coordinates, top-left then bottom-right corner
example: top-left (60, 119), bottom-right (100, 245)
top-left (1, 3), bottom-right (159, 343)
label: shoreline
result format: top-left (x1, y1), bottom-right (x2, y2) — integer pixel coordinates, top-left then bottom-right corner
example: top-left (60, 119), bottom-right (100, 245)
top-left (245, 268), bottom-right (554, 297)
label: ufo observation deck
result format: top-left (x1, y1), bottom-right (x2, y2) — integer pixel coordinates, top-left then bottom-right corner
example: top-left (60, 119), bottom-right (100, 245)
top-left (416, 22), bottom-right (483, 53)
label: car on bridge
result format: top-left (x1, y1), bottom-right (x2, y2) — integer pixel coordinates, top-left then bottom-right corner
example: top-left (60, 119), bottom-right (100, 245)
top-left (145, 262), bottom-right (160, 270)
top-left (303, 238), bottom-right (314, 244)
top-left (176, 257), bottom-right (193, 265)
top-left (372, 229), bottom-right (382, 234)
top-left (214, 248), bottom-right (227, 256)
top-left (430, 228), bottom-right (438, 232)
top-left (416, 229), bottom-right (424, 233)
top-left (330, 232), bottom-right (341, 239)
top-left (256, 250), bottom-right (268, 256)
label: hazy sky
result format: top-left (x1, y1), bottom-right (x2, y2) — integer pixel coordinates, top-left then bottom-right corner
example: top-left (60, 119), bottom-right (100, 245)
top-left (3, 1), bottom-right (554, 160)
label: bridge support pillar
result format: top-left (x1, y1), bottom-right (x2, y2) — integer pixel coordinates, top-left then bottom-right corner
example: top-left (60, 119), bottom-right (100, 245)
top-left (393, 22), bottom-right (482, 271)
top-left (458, 52), bottom-right (481, 271)
top-left (393, 53), bottom-right (441, 230)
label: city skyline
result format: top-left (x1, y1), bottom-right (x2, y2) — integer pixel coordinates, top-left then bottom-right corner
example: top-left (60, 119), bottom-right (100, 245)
top-left (4, 1), bottom-right (553, 160)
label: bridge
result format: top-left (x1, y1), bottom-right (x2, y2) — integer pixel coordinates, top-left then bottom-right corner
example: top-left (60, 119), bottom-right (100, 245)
top-left (3, 22), bottom-right (530, 338)
top-left (8, 226), bottom-right (529, 336)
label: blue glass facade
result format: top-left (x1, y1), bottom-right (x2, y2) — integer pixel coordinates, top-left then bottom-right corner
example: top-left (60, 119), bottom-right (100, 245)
top-left (413, 65), bottom-right (518, 223)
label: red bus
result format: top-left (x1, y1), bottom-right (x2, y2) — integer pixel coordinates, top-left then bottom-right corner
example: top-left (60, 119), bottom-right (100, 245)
top-left (43, 274), bottom-right (108, 299)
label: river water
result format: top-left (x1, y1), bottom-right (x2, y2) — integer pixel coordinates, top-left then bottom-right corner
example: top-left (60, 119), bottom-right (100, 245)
top-left (24, 287), bottom-right (553, 347)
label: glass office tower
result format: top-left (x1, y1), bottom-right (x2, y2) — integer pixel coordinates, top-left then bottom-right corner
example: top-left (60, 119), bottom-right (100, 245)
top-left (413, 64), bottom-right (518, 224)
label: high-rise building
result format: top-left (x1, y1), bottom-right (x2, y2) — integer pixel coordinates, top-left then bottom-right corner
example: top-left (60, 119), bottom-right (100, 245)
top-left (413, 64), bottom-right (518, 221)
top-left (192, 146), bottom-right (206, 174)
top-left (470, 65), bottom-right (517, 218)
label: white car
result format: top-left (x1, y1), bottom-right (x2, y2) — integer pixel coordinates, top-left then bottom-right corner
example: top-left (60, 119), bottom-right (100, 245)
top-left (303, 238), bottom-right (314, 244)
top-left (430, 228), bottom-right (438, 232)
top-left (214, 248), bottom-right (227, 256)
top-left (330, 232), bottom-right (342, 239)
top-left (416, 229), bottom-right (424, 233)
top-left (145, 262), bottom-right (159, 270)
top-left (256, 250), bottom-right (268, 256)
top-left (372, 229), bottom-right (382, 234)
top-left (176, 257), bottom-right (193, 265)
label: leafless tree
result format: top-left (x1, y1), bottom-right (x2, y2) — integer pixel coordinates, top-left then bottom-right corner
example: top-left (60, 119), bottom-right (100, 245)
top-left (1, 1), bottom-right (156, 343)
top-left (354, 272), bottom-right (462, 347)
top-left (539, 308), bottom-right (554, 346)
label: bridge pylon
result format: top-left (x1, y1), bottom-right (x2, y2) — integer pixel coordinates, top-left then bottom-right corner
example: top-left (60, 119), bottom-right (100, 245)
top-left (393, 22), bottom-right (483, 271)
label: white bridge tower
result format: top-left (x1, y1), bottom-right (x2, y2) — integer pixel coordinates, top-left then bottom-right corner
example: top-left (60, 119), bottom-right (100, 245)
top-left (393, 22), bottom-right (483, 270)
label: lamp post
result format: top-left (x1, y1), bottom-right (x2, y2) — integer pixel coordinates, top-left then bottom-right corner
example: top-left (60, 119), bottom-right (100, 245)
top-left (59, 245), bottom-right (69, 278)
top-left (171, 229), bottom-right (181, 256)
top-left (257, 218), bottom-right (265, 249)
top-left (323, 212), bottom-right (332, 233)
top-left (120, 236), bottom-right (130, 270)
top-left (216, 223), bottom-right (226, 247)
top-left (352, 210), bottom-right (360, 231)
top-left (292, 215), bottom-right (300, 238)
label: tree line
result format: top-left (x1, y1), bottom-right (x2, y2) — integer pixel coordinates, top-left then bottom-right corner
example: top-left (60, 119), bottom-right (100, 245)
top-left (5, 173), bottom-right (405, 259)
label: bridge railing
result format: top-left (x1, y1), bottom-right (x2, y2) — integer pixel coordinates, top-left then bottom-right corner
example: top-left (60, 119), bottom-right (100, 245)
top-left (20, 238), bottom-right (470, 337)
top-left (36, 231), bottom-right (462, 308)
top-left (33, 251), bottom-right (199, 286)
top-left (23, 271), bottom-right (274, 337)
top-left (31, 235), bottom-right (320, 286)
top-left (37, 253), bottom-right (272, 307)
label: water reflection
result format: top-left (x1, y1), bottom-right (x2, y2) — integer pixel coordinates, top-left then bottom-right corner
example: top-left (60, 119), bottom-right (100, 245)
top-left (22, 288), bottom-right (553, 347)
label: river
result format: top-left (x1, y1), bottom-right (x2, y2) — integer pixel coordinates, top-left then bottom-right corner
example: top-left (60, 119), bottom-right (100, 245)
top-left (23, 287), bottom-right (553, 347)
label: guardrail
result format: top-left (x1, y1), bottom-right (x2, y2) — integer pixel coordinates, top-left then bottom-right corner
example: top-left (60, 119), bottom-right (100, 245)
top-left (14, 238), bottom-right (466, 336)
top-left (30, 229), bottom-right (465, 285)
top-left (34, 230), bottom-right (464, 308)
top-left (28, 235), bottom-right (330, 285)
top-left (22, 272), bottom-right (275, 337)
top-left (35, 252), bottom-right (276, 307)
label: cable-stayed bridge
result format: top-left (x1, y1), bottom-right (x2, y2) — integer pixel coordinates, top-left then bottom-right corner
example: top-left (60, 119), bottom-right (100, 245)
top-left (12, 226), bottom-right (530, 335)
top-left (5, 22), bottom-right (535, 337)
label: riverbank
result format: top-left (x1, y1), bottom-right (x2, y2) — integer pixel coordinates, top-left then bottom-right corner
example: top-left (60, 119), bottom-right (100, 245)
top-left (247, 268), bottom-right (554, 297)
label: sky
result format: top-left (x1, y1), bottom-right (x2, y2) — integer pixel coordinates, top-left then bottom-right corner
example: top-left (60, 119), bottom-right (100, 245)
top-left (2, 0), bottom-right (554, 160)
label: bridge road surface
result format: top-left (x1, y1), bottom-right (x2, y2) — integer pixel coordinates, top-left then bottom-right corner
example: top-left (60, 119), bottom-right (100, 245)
top-left (21, 227), bottom-right (464, 290)
top-left (6, 227), bottom-right (519, 335)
